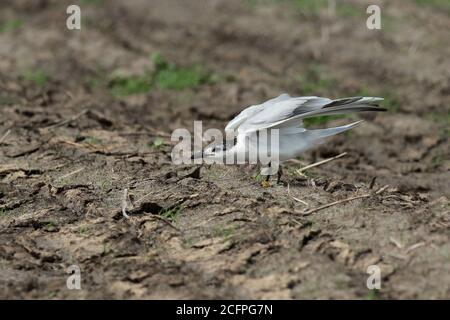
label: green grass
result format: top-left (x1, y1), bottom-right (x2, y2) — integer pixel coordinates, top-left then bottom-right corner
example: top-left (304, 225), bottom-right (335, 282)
top-left (83, 136), bottom-right (102, 145)
top-left (76, 226), bottom-right (89, 236)
top-left (109, 53), bottom-right (215, 96)
top-left (281, 0), bottom-right (328, 13)
top-left (298, 66), bottom-right (346, 126)
top-left (431, 154), bottom-right (444, 166)
top-left (151, 53), bottom-right (214, 90)
top-left (0, 95), bottom-right (20, 106)
top-left (253, 173), bottom-right (264, 183)
top-left (0, 208), bottom-right (8, 217)
top-left (96, 179), bottom-right (112, 192)
top-left (80, 0), bottom-right (103, 5)
top-left (102, 243), bottom-right (112, 256)
top-left (426, 112), bottom-right (450, 138)
top-left (366, 289), bottom-right (380, 300)
top-left (273, 0), bottom-right (363, 16)
top-left (154, 66), bottom-right (208, 90)
top-left (159, 206), bottom-right (182, 223)
top-left (109, 75), bottom-right (152, 96)
top-left (303, 115), bottom-right (345, 126)
top-left (377, 96), bottom-right (399, 112)
top-left (43, 221), bottom-right (57, 232)
top-left (151, 138), bottom-right (165, 149)
top-left (300, 169), bottom-right (319, 178)
top-left (413, 0), bottom-right (450, 11)
top-left (336, 4), bottom-right (363, 17)
top-left (299, 66), bottom-right (333, 95)
top-left (426, 112), bottom-right (450, 125)
top-left (0, 19), bottom-right (23, 33)
top-left (24, 70), bottom-right (48, 87)
top-left (86, 77), bottom-right (101, 90)
top-left (213, 226), bottom-right (235, 239)
top-left (356, 87), bottom-right (400, 112)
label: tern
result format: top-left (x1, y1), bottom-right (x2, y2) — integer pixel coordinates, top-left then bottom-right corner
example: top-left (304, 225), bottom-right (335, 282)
top-left (192, 94), bottom-right (386, 185)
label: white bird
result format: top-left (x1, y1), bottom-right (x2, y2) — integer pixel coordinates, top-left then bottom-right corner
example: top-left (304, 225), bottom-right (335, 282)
top-left (193, 94), bottom-right (385, 184)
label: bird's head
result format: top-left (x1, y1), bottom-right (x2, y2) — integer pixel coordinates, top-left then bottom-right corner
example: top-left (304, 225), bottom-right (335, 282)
top-left (191, 142), bottom-right (232, 163)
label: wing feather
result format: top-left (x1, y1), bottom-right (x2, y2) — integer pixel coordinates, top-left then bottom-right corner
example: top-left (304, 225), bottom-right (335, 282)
top-left (224, 93), bottom-right (291, 134)
top-left (237, 96), bottom-right (385, 134)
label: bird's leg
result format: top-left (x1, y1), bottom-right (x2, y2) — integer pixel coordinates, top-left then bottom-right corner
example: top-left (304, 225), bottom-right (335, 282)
top-left (277, 165), bottom-right (283, 184)
top-left (265, 161), bottom-right (272, 181)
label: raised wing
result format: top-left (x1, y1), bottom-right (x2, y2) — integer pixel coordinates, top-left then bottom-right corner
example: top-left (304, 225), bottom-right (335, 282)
top-left (235, 96), bottom-right (330, 134)
top-left (224, 93), bottom-right (292, 135)
top-left (236, 96), bottom-right (385, 134)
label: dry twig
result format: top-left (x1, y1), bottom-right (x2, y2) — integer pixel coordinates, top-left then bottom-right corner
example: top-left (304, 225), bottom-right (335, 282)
top-left (45, 109), bottom-right (89, 129)
top-left (405, 242), bottom-right (425, 254)
top-left (287, 183), bottom-right (309, 206)
top-left (148, 215), bottom-right (180, 231)
top-left (390, 236), bottom-right (404, 249)
top-left (0, 129), bottom-right (11, 144)
top-left (302, 185), bottom-right (389, 215)
top-left (57, 167), bottom-right (85, 180)
top-left (297, 152), bottom-right (347, 174)
top-left (121, 188), bottom-right (130, 219)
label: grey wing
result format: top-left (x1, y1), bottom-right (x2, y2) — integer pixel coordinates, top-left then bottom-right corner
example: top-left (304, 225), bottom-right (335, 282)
top-left (237, 96), bottom-right (385, 134)
top-left (224, 93), bottom-right (291, 134)
top-left (237, 96), bottom-right (330, 134)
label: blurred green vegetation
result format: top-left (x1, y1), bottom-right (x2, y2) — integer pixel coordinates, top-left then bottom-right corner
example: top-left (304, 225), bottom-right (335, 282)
top-left (80, 0), bottom-right (103, 5)
top-left (303, 115), bottom-right (345, 126)
top-left (413, 0), bottom-right (450, 11)
top-left (109, 53), bottom-right (215, 96)
top-left (356, 87), bottom-right (400, 112)
top-left (82, 136), bottom-right (102, 145)
top-left (246, 0), bottom-right (364, 16)
top-left (213, 226), bottom-right (235, 239)
top-left (426, 112), bottom-right (450, 138)
top-left (426, 112), bottom-right (450, 125)
top-left (0, 19), bottom-right (22, 33)
top-left (432, 153), bottom-right (444, 166)
top-left (282, 0), bottom-right (329, 13)
top-left (109, 75), bottom-right (152, 96)
top-left (299, 66), bottom-right (333, 94)
top-left (366, 289), bottom-right (380, 300)
top-left (152, 53), bottom-right (215, 90)
top-left (23, 70), bottom-right (48, 87)
top-left (151, 138), bottom-right (165, 149)
top-left (159, 206), bottom-right (182, 223)
top-left (0, 208), bottom-right (8, 217)
top-left (299, 66), bottom-right (345, 126)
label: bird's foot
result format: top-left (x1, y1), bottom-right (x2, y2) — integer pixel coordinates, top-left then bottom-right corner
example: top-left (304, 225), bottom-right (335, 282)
top-left (261, 180), bottom-right (271, 188)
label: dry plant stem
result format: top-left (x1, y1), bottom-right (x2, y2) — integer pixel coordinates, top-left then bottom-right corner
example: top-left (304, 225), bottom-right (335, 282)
top-left (60, 140), bottom-right (98, 151)
top-left (297, 152), bottom-right (347, 173)
top-left (45, 109), bottom-right (89, 129)
top-left (287, 183), bottom-right (309, 206)
top-left (148, 215), bottom-right (180, 231)
top-left (303, 185), bottom-right (389, 215)
top-left (405, 242), bottom-right (425, 254)
top-left (57, 167), bottom-right (85, 180)
top-left (122, 188), bottom-right (130, 219)
top-left (0, 129), bottom-right (11, 144)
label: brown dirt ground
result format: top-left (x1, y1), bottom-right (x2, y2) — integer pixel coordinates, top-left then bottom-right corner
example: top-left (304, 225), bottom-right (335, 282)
top-left (0, 0), bottom-right (449, 299)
